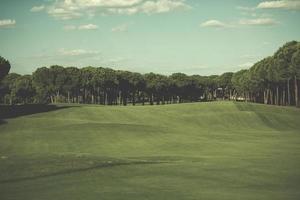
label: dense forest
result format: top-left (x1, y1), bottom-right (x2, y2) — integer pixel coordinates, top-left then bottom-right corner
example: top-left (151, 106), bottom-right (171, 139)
top-left (0, 41), bottom-right (299, 107)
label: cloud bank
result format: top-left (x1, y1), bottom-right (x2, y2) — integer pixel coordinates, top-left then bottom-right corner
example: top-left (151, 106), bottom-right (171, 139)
top-left (200, 20), bottom-right (227, 28)
top-left (257, 0), bottom-right (300, 10)
top-left (33, 0), bottom-right (191, 20)
top-left (0, 19), bottom-right (16, 28)
top-left (64, 24), bottom-right (99, 30)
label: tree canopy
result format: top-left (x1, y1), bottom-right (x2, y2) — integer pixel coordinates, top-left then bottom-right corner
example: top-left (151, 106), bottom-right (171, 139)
top-left (1, 41), bottom-right (299, 107)
top-left (0, 56), bottom-right (11, 81)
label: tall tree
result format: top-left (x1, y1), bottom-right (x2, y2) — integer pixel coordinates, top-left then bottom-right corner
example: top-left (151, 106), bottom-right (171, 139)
top-left (102, 68), bottom-right (118, 105)
top-left (291, 46), bottom-right (300, 107)
top-left (273, 41), bottom-right (298, 105)
top-left (32, 67), bottom-right (53, 103)
top-left (50, 65), bottom-right (67, 103)
top-left (117, 71), bottom-right (132, 106)
top-left (13, 75), bottom-right (36, 104)
top-left (64, 67), bottom-right (81, 103)
top-left (0, 56), bottom-right (11, 82)
top-left (0, 73), bottom-right (21, 104)
top-left (217, 72), bottom-right (233, 99)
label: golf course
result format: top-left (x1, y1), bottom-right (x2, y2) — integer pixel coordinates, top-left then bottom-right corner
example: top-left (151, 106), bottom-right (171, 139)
top-left (0, 101), bottom-right (300, 200)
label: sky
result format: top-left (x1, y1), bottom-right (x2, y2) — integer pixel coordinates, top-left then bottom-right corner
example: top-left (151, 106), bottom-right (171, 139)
top-left (0, 0), bottom-right (300, 75)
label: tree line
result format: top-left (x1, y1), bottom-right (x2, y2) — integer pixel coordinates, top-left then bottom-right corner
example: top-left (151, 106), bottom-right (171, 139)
top-left (0, 41), bottom-right (299, 107)
top-left (0, 65), bottom-right (219, 105)
top-left (231, 41), bottom-right (300, 107)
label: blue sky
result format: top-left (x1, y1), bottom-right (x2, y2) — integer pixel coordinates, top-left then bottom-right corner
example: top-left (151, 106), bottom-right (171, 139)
top-left (0, 0), bottom-right (300, 75)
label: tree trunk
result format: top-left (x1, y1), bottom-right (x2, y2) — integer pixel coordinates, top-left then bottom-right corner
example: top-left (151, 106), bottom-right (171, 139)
top-left (287, 79), bottom-right (291, 105)
top-left (295, 76), bottom-right (298, 107)
top-left (91, 94), bottom-right (94, 104)
top-left (67, 91), bottom-right (70, 103)
top-left (56, 90), bottom-right (60, 103)
top-left (122, 92), bottom-right (127, 106)
top-left (276, 86), bottom-right (279, 105)
top-left (268, 90), bottom-right (270, 104)
top-left (150, 94), bottom-right (154, 105)
top-left (118, 91), bottom-right (121, 105)
top-left (282, 89), bottom-right (286, 106)
top-left (270, 90), bottom-right (273, 105)
top-left (9, 94), bottom-right (12, 105)
top-left (132, 91), bottom-right (136, 106)
top-left (84, 88), bottom-right (87, 104)
top-left (97, 88), bottom-right (101, 104)
top-left (50, 95), bottom-right (54, 104)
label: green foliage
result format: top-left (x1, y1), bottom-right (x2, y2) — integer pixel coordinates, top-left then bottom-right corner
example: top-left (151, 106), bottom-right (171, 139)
top-left (231, 69), bottom-right (249, 94)
top-left (0, 73), bottom-right (21, 104)
top-left (0, 56), bottom-right (11, 81)
top-left (291, 45), bottom-right (300, 77)
top-left (274, 41), bottom-right (298, 80)
top-left (13, 75), bottom-right (36, 103)
top-left (231, 41), bottom-right (300, 105)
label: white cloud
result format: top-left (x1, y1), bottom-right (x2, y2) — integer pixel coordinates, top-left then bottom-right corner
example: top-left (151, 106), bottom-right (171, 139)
top-left (64, 24), bottom-right (98, 30)
top-left (0, 19), bottom-right (16, 28)
top-left (258, 1), bottom-right (286, 9)
top-left (103, 0), bottom-right (191, 15)
top-left (107, 7), bottom-right (139, 15)
top-left (239, 18), bottom-right (278, 26)
top-left (78, 0), bottom-right (142, 7)
top-left (44, 0), bottom-right (191, 20)
top-left (112, 23), bottom-right (128, 32)
top-left (200, 17), bottom-right (279, 29)
top-left (236, 5), bottom-right (276, 19)
top-left (47, 7), bottom-right (82, 20)
top-left (200, 20), bottom-right (227, 28)
top-left (31, 5), bottom-right (45, 12)
top-left (59, 48), bottom-right (99, 56)
top-left (140, 0), bottom-right (191, 14)
top-left (78, 24), bottom-right (98, 30)
top-left (257, 0), bottom-right (300, 10)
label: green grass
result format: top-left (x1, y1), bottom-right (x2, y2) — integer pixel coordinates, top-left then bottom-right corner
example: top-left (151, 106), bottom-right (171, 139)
top-left (0, 101), bottom-right (300, 200)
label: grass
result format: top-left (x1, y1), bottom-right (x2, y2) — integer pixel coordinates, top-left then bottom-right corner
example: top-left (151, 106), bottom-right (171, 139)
top-left (0, 101), bottom-right (300, 200)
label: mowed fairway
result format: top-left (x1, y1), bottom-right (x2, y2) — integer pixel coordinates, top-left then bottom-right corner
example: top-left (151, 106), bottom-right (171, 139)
top-left (0, 102), bottom-right (300, 200)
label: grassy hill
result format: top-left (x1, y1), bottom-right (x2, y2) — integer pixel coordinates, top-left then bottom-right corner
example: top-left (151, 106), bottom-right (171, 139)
top-left (0, 102), bottom-right (300, 200)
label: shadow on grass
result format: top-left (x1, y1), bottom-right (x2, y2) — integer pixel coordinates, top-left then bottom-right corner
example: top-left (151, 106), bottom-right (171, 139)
top-left (0, 160), bottom-right (167, 184)
top-left (233, 101), bottom-right (295, 131)
top-left (0, 104), bottom-right (72, 124)
top-left (0, 119), bottom-right (7, 125)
